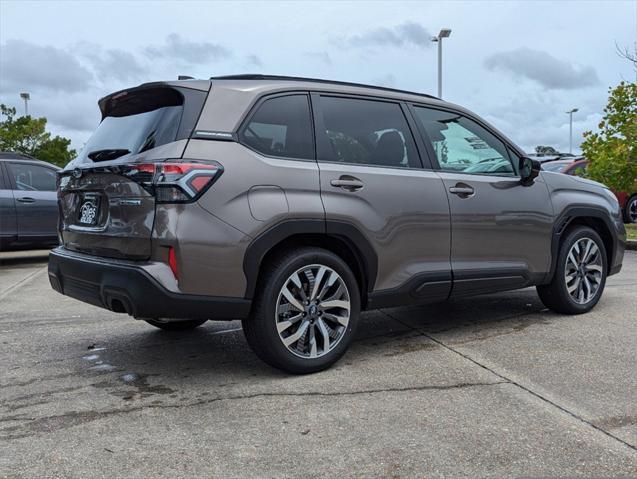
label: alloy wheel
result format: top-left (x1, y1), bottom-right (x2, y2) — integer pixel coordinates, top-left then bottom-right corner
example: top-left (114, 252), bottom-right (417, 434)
top-left (564, 237), bottom-right (604, 304)
top-left (275, 264), bottom-right (350, 359)
top-left (628, 198), bottom-right (637, 223)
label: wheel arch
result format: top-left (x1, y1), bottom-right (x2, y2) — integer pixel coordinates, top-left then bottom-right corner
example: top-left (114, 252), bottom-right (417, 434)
top-left (547, 206), bottom-right (616, 282)
top-left (243, 220), bottom-right (378, 307)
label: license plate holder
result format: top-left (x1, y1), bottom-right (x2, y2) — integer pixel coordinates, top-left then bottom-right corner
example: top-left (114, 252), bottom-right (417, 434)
top-left (77, 194), bottom-right (101, 226)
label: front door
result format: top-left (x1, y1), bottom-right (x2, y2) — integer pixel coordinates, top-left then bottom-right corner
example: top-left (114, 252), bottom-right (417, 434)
top-left (312, 94), bottom-right (452, 306)
top-left (411, 105), bottom-right (554, 296)
top-left (6, 161), bottom-right (59, 239)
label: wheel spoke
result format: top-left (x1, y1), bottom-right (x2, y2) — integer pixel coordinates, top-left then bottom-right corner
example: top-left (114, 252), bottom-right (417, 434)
top-left (277, 313), bottom-right (303, 333)
top-left (317, 318), bottom-right (331, 353)
top-left (283, 320), bottom-right (309, 347)
top-left (323, 312), bottom-right (349, 327)
top-left (281, 286), bottom-right (305, 312)
top-left (310, 266), bottom-right (327, 301)
top-left (317, 271), bottom-right (338, 300)
top-left (320, 299), bottom-right (350, 311)
top-left (567, 277), bottom-right (581, 293)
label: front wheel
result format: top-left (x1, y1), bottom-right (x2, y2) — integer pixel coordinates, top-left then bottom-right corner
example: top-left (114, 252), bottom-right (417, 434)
top-left (624, 195), bottom-right (637, 224)
top-left (537, 226), bottom-right (607, 315)
top-left (242, 247), bottom-right (361, 374)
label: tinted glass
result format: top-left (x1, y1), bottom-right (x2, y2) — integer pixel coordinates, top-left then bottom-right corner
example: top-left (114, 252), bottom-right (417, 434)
top-left (414, 107), bottom-right (514, 175)
top-left (241, 95), bottom-right (314, 160)
top-left (319, 96), bottom-right (419, 168)
top-left (8, 163), bottom-right (57, 191)
top-left (74, 87), bottom-right (205, 164)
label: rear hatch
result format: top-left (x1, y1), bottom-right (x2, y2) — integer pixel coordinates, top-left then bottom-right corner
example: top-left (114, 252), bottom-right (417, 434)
top-left (58, 83), bottom-right (210, 260)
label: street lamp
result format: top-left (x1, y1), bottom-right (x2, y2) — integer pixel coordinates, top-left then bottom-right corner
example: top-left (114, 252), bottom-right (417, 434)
top-left (566, 108), bottom-right (579, 154)
top-left (431, 28), bottom-right (452, 99)
top-left (19, 92), bottom-right (30, 116)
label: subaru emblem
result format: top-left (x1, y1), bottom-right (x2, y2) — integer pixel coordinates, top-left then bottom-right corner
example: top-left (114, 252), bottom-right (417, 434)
top-left (72, 168), bottom-right (83, 179)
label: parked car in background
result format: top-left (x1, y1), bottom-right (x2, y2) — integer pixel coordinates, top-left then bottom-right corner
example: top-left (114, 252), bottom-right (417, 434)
top-left (542, 158), bottom-right (637, 223)
top-left (0, 152), bottom-right (60, 250)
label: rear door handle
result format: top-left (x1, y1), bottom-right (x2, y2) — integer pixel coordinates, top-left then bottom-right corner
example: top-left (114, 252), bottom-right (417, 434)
top-left (16, 197), bottom-right (36, 203)
top-left (330, 176), bottom-right (364, 192)
top-left (448, 184), bottom-right (474, 197)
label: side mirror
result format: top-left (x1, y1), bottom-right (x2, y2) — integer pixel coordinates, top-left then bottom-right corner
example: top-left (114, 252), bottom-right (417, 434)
top-left (519, 157), bottom-right (541, 185)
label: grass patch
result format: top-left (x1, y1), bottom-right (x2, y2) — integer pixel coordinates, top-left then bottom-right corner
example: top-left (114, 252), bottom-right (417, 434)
top-left (626, 224), bottom-right (637, 241)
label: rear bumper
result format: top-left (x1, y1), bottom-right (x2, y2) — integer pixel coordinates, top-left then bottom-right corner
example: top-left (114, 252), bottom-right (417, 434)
top-left (48, 247), bottom-right (250, 320)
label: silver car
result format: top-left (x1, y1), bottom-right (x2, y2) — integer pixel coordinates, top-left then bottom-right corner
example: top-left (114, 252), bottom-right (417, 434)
top-left (48, 75), bottom-right (626, 373)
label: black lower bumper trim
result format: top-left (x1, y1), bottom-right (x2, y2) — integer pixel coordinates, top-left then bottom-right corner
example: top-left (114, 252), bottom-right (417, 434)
top-left (48, 247), bottom-right (250, 320)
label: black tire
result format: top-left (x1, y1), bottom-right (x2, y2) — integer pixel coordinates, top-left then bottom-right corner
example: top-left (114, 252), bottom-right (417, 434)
top-left (144, 318), bottom-right (208, 331)
top-left (242, 247), bottom-right (361, 374)
top-left (537, 226), bottom-right (607, 315)
top-left (624, 195), bottom-right (637, 224)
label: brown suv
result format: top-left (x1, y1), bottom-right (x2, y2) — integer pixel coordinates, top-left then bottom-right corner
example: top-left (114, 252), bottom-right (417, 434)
top-left (49, 75), bottom-right (626, 373)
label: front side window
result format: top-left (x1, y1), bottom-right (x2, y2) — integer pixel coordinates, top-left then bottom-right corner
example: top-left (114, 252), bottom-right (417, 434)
top-left (319, 96), bottom-right (420, 168)
top-left (8, 163), bottom-right (56, 191)
top-left (240, 95), bottom-right (314, 160)
top-left (414, 106), bottom-right (514, 176)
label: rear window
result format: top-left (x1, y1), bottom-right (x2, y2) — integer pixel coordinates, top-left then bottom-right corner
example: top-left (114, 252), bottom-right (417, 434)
top-left (76, 86), bottom-right (206, 164)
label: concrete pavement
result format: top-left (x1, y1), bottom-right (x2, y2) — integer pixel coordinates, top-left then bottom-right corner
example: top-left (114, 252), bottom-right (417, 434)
top-left (1, 250), bottom-right (636, 478)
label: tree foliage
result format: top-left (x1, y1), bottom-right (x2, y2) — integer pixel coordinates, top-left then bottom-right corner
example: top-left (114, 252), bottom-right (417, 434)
top-left (0, 104), bottom-right (76, 167)
top-left (581, 82), bottom-right (637, 192)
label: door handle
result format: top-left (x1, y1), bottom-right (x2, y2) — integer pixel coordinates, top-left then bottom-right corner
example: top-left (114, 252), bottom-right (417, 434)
top-left (17, 197), bottom-right (36, 203)
top-left (448, 184), bottom-right (475, 197)
top-left (330, 176), bottom-right (364, 192)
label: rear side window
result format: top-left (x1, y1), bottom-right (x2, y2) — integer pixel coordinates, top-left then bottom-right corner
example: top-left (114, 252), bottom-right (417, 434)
top-left (240, 95), bottom-right (314, 160)
top-left (413, 106), bottom-right (514, 176)
top-left (76, 87), bottom-right (207, 164)
top-left (317, 96), bottom-right (420, 169)
top-left (8, 163), bottom-right (56, 191)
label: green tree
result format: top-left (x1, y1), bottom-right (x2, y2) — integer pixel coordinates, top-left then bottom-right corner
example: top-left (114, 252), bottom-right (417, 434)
top-left (0, 104), bottom-right (76, 167)
top-left (581, 82), bottom-right (637, 192)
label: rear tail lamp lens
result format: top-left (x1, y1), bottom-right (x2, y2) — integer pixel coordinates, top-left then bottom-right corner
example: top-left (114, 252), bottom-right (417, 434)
top-left (122, 160), bottom-right (223, 203)
top-left (168, 247), bottom-right (179, 280)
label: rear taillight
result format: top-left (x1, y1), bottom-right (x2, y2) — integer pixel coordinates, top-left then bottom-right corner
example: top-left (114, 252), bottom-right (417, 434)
top-left (122, 160), bottom-right (223, 203)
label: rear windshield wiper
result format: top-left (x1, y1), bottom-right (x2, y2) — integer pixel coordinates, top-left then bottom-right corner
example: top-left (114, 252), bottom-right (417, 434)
top-left (87, 148), bottom-right (131, 162)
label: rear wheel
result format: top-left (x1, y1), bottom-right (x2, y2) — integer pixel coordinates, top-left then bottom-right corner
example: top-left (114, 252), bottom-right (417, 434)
top-left (624, 195), bottom-right (637, 223)
top-left (144, 318), bottom-right (207, 331)
top-left (537, 226), bottom-right (607, 314)
top-left (242, 247), bottom-right (360, 374)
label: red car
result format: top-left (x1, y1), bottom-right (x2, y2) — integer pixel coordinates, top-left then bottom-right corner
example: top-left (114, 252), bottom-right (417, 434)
top-left (542, 159), bottom-right (637, 223)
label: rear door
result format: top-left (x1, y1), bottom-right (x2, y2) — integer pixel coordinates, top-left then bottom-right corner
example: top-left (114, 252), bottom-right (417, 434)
top-left (6, 161), bottom-right (58, 239)
top-left (312, 93), bottom-right (451, 304)
top-left (411, 105), bottom-right (554, 295)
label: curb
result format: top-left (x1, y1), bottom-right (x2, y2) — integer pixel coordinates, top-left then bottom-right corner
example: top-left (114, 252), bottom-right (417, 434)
top-left (627, 240), bottom-right (637, 251)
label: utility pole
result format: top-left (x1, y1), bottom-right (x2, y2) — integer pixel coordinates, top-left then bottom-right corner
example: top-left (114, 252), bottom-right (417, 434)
top-left (566, 108), bottom-right (578, 154)
top-left (431, 29), bottom-right (452, 98)
top-left (20, 92), bottom-right (30, 116)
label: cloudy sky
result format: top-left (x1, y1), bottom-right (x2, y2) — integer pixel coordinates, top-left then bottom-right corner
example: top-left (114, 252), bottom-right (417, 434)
top-left (1, 0), bottom-right (636, 154)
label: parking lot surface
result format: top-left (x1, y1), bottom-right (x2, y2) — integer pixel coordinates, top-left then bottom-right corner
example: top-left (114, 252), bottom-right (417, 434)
top-left (1, 249), bottom-right (636, 478)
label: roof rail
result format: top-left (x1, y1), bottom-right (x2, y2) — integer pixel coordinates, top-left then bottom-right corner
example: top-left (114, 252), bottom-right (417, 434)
top-left (209, 74), bottom-right (439, 100)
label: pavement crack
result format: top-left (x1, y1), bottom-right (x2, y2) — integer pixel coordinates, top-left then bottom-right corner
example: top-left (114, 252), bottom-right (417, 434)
top-left (0, 380), bottom-right (505, 440)
top-left (380, 309), bottom-right (637, 453)
top-left (0, 267), bottom-right (46, 301)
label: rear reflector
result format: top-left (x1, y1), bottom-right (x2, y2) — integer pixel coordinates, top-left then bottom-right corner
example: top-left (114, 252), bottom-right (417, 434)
top-left (168, 247), bottom-right (179, 279)
top-left (121, 160), bottom-right (223, 203)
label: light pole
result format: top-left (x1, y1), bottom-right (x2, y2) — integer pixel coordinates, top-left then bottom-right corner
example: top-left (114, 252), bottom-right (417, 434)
top-left (20, 92), bottom-right (30, 116)
top-left (566, 108), bottom-right (578, 154)
top-left (431, 28), bottom-right (452, 98)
